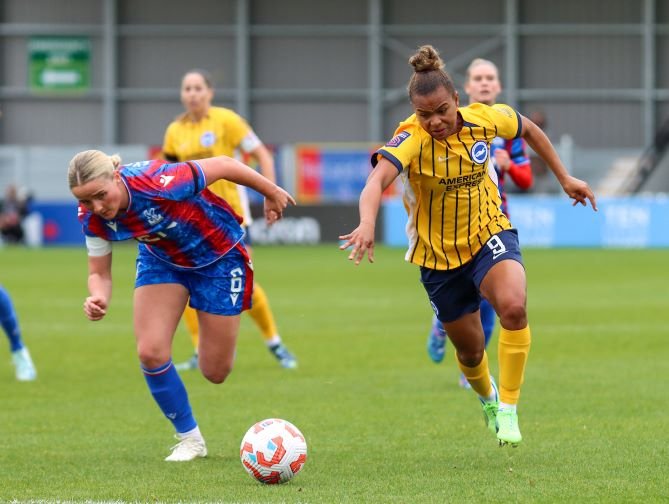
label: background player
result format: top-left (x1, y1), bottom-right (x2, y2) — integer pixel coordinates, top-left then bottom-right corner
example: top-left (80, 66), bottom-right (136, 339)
top-left (427, 58), bottom-right (533, 390)
top-left (1, 284), bottom-right (37, 381)
top-left (162, 69), bottom-right (297, 371)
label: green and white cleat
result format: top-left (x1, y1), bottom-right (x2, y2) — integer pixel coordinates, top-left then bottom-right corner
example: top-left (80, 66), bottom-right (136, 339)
top-left (481, 401), bottom-right (499, 434)
top-left (479, 377), bottom-right (499, 434)
top-left (496, 409), bottom-right (522, 447)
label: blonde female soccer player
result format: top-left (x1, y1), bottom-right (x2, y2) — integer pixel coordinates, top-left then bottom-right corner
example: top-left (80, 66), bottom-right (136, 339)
top-left (163, 69), bottom-right (297, 370)
top-left (68, 150), bottom-right (294, 461)
top-left (341, 45), bottom-right (596, 446)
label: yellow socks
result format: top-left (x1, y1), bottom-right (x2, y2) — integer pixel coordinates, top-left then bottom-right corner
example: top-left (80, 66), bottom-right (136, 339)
top-left (247, 283), bottom-right (278, 343)
top-left (457, 351), bottom-right (494, 400)
top-left (181, 283), bottom-right (279, 350)
top-left (498, 325), bottom-right (531, 405)
top-left (183, 305), bottom-right (200, 349)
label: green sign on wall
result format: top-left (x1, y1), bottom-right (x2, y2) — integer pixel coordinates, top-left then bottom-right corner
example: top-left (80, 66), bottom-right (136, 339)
top-left (28, 37), bottom-right (90, 92)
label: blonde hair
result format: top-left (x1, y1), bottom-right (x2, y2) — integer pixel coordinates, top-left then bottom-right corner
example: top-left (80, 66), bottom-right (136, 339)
top-left (68, 150), bottom-right (122, 189)
top-left (407, 45), bottom-right (456, 101)
top-left (465, 58), bottom-right (500, 83)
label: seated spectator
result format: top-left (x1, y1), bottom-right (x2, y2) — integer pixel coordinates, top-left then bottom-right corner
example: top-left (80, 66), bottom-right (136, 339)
top-left (0, 184), bottom-right (32, 244)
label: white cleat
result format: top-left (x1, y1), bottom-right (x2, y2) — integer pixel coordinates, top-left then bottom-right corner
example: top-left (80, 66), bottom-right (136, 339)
top-left (165, 435), bottom-right (207, 462)
top-left (12, 347), bottom-right (37, 381)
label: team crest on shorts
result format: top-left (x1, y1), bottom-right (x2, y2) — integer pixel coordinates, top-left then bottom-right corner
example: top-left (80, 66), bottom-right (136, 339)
top-left (470, 140), bottom-right (489, 164)
top-left (386, 131), bottom-right (410, 148)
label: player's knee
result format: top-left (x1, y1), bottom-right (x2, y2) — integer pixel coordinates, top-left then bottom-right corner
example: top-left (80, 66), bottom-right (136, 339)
top-left (137, 345), bottom-right (170, 369)
top-left (202, 364), bottom-right (233, 384)
top-left (458, 349), bottom-right (485, 368)
top-left (497, 301), bottom-right (527, 329)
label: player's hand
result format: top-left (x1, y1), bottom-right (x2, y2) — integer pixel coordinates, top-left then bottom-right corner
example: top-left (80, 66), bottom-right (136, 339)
top-left (562, 175), bottom-right (598, 211)
top-left (494, 149), bottom-right (511, 172)
top-left (264, 187), bottom-right (296, 225)
top-left (84, 295), bottom-right (107, 321)
top-left (338, 221), bottom-right (376, 265)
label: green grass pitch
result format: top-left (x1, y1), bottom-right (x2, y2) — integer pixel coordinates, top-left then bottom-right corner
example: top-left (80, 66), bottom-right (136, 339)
top-left (0, 244), bottom-right (667, 502)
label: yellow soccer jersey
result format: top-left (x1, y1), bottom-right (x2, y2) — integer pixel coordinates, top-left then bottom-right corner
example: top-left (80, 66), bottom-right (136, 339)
top-left (375, 102), bottom-right (521, 270)
top-left (162, 106), bottom-right (260, 217)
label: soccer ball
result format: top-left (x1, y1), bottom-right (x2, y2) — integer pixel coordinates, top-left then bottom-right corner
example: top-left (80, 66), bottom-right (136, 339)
top-left (239, 418), bottom-right (307, 484)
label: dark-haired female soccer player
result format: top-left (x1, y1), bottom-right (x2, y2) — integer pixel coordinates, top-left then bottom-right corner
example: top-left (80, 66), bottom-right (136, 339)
top-left (341, 45), bottom-right (596, 446)
top-left (68, 149), bottom-right (294, 461)
top-left (427, 58), bottom-right (533, 391)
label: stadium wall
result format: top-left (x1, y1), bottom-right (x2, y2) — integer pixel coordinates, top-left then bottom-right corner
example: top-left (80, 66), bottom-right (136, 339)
top-left (16, 194), bottom-right (669, 249)
top-left (383, 195), bottom-right (669, 248)
top-left (1, 0), bottom-right (668, 150)
top-left (2, 142), bottom-right (667, 248)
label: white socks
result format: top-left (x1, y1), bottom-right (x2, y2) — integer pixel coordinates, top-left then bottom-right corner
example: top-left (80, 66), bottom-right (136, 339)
top-left (266, 335), bottom-right (282, 347)
top-left (178, 425), bottom-right (203, 440)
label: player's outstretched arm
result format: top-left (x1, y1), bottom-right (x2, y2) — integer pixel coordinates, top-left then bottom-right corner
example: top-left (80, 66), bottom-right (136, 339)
top-left (520, 116), bottom-right (598, 211)
top-left (199, 155), bottom-right (295, 224)
top-left (263, 186), bottom-right (295, 225)
top-left (340, 159), bottom-right (400, 265)
top-left (249, 144), bottom-right (276, 183)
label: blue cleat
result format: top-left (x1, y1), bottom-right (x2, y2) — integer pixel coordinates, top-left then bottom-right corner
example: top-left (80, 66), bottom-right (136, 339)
top-left (174, 352), bottom-right (199, 372)
top-left (427, 315), bottom-right (446, 363)
top-left (269, 343), bottom-right (298, 369)
top-left (458, 372), bottom-right (472, 390)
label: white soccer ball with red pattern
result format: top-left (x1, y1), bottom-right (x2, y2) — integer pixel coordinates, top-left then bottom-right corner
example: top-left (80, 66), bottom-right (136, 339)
top-left (240, 418), bottom-right (307, 484)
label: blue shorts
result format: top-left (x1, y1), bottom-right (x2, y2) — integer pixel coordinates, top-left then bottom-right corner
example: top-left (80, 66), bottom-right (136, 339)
top-left (135, 241), bottom-right (254, 316)
top-left (242, 226), bottom-right (252, 246)
top-left (420, 229), bottom-right (524, 323)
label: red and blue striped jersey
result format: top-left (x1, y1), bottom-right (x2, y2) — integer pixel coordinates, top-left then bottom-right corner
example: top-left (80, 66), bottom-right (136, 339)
top-left (490, 136), bottom-right (532, 216)
top-left (78, 159), bottom-right (244, 269)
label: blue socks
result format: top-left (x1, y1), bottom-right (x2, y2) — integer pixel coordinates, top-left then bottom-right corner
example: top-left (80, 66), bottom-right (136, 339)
top-left (142, 359), bottom-right (197, 434)
top-left (0, 285), bottom-right (23, 352)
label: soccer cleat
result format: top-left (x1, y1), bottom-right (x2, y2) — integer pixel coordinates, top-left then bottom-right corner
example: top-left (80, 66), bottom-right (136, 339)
top-left (269, 343), bottom-right (298, 369)
top-left (165, 435), bottom-right (207, 462)
top-left (496, 409), bottom-right (522, 447)
top-left (478, 377), bottom-right (499, 434)
top-left (12, 347), bottom-right (36, 381)
top-left (427, 316), bottom-right (446, 363)
top-left (174, 353), bottom-right (199, 372)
